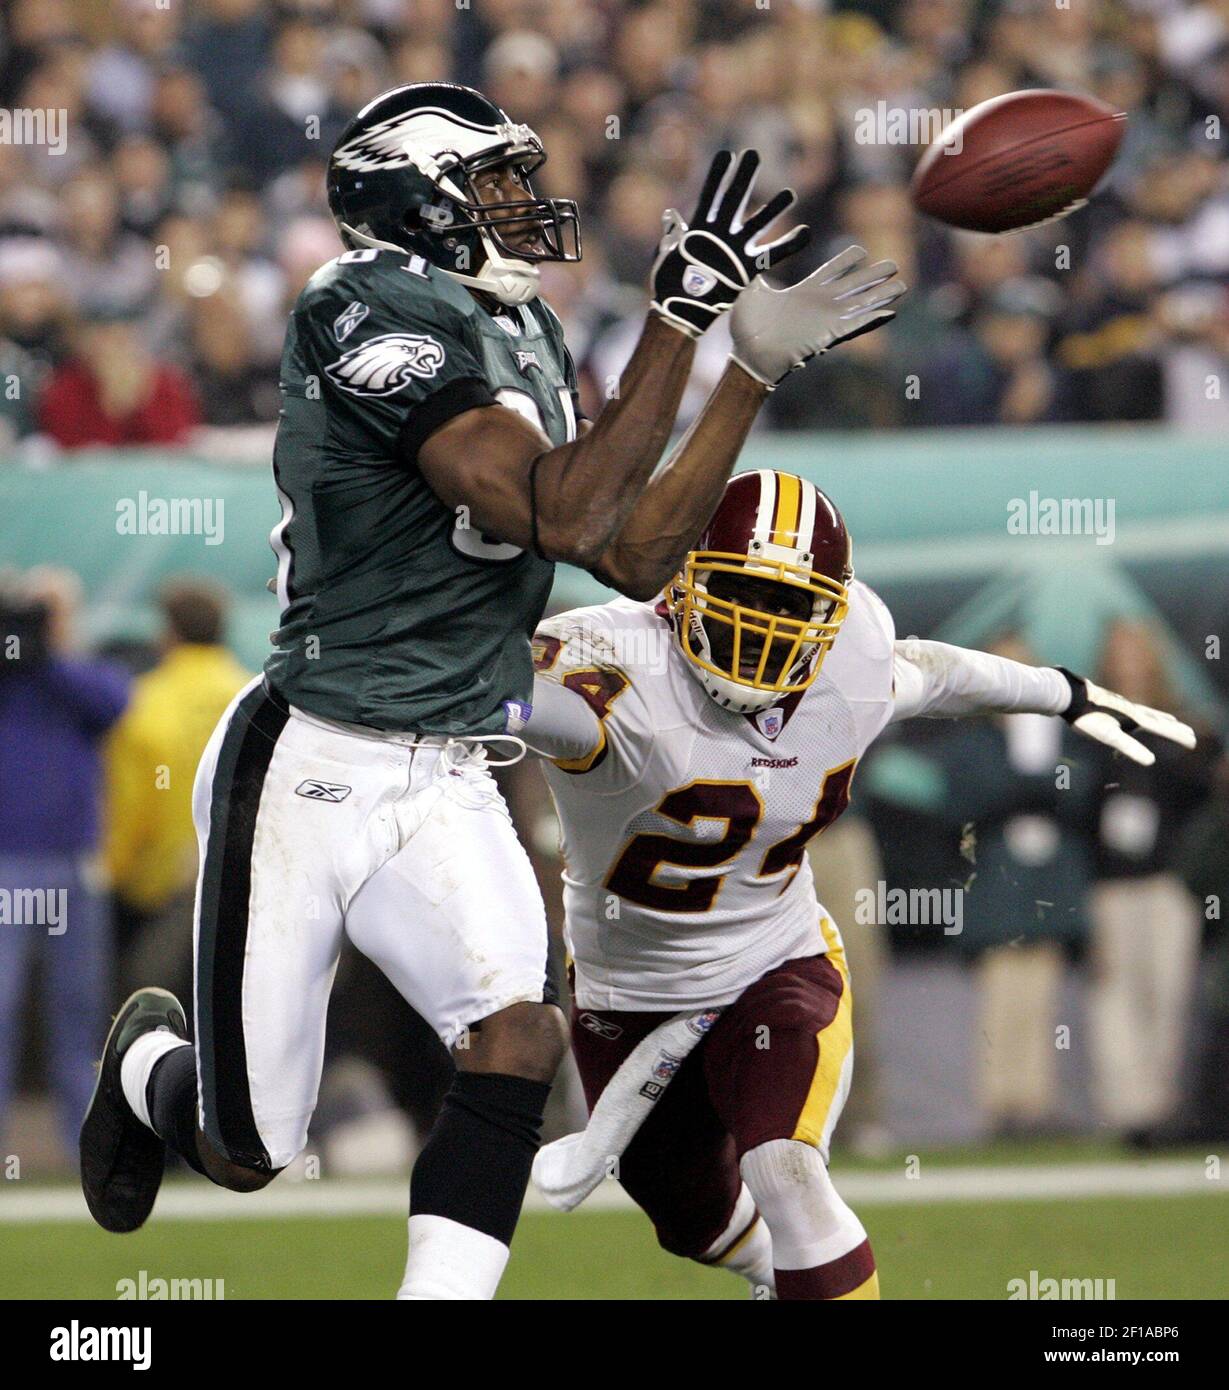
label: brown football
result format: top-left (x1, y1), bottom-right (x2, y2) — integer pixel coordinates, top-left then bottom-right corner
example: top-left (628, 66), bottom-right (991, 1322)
top-left (909, 89), bottom-right (1126, 233)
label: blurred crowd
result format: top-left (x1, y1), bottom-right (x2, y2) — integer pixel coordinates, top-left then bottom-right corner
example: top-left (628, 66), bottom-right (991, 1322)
top-left (1, 564), bottom-right (1226, 1168)
top-left (0, 0), bottom-right (1227, 455)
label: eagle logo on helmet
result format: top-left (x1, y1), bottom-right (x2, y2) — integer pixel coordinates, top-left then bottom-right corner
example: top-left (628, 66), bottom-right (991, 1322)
top-left (331, 112), bottom-right (439, 173)
top-left (325, 333), bottom-right (445, 396)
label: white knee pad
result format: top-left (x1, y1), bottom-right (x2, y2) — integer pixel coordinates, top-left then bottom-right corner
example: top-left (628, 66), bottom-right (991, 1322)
top-left (739, 1138), bottom-right (866, 1271)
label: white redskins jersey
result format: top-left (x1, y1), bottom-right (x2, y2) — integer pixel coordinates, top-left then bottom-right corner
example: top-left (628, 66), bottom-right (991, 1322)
top-left (530, 580), bottom-right (896, 1010)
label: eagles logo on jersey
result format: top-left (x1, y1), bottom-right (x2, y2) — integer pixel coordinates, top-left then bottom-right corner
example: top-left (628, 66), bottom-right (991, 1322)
top-left (265, 246), bottom-right (581, 736)
top-left (325, 332), bottom-right (446, 396)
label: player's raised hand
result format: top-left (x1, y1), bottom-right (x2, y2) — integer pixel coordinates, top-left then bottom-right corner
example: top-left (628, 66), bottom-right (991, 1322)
top-left (729, 244), bottom-right (906, 387)
top-left (649, 148), bottom-right (810, 339)
top-left (1056, 668), bottom-right (1197, 766)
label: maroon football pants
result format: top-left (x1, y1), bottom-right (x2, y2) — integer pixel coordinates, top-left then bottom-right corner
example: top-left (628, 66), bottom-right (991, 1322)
top-left (570, 950), bottom-right (848, 1260)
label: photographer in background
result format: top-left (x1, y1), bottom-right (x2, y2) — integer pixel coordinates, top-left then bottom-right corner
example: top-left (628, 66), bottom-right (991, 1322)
top-left (0, 569), bottom-right (129, 1157)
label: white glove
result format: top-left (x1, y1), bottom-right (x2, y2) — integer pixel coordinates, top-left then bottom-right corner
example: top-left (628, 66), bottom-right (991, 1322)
top-left (730, 244), bottom-right (906, 387)
top-left (1057, 668), bottom-right (1197, 766)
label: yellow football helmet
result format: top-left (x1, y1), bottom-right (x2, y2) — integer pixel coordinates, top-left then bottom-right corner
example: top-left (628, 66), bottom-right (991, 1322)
top-left (667, 470), bottom-right (853, 714)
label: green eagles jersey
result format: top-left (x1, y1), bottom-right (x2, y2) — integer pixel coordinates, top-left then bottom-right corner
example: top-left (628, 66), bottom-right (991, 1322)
top-left (263, 247), bottom-right (581, 735)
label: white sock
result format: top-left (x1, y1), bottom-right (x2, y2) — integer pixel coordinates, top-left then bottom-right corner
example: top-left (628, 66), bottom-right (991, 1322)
top-left (739, 1138), bottom-right (866, 1270)
top-left (699, 1182), bottom-right (776, 1299)
top-left (119, 1033), bottom-right (191, 1131)
top-left (396, 1214), bottom-right (510, 1300)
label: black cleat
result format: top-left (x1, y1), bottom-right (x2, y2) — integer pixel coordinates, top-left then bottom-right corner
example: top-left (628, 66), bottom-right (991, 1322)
top-left (80, 987), bottom-right (188, 1233)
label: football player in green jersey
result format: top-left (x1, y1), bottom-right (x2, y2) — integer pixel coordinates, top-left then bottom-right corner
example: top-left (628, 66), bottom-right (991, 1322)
top-left (81, 82), bottom-right (905, 1299)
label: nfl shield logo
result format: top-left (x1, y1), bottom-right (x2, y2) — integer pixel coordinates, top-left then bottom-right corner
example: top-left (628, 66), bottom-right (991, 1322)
top-left (503, 699), bottom-right (532, 733)
top-left (757, 708), bottom-right (783, 739)
top-left (651, 1052), bottom-right (682, 1082)
top-left (686, 1008), bottom-right (722, 1038)
top-left (683, 264), bottom-right (717, 297)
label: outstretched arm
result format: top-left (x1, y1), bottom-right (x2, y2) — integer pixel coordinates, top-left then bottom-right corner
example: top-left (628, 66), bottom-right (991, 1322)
top-left (421, 150), bottom-right (807, 577)
top-left (594, 246), bottom-right (907, 599)
top-left (420, 313), bottom-right (694, 572)
top-left (592, 362), bottom-right (768, 599)
top-left (891, 639), bottom-right (1196, 766)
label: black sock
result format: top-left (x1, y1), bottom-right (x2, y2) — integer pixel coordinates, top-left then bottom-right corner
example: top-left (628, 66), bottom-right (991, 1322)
top-left (146, 1046), bottom-right (207, 1177)
top-left (410, 1071), bottom-right (551, 1245)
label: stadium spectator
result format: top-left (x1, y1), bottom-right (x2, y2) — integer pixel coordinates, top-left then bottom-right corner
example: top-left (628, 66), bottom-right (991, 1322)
top-left (1054, 219), bottom-right (1166, 423)
top-left (0, 239), bottom-right (71, 379)
top-left (57, 170), bottom-right (157, 314)
top-left (921, 279), bottom-right (1064, 426)
top-left (1086, 620), bottom-right (1214, 1146)
top-left (0, 0), bottom-right (1218, 443)
top-left (38, 304), bottom-right (200, 450)
top-left (927, 636), bottom-right (1099, 1137)
top-left (0, 335), bottom-right (35, 446)
top-left (182, 0), bottom-right (274, 126)
top-left (229, 15), bottom-right (349, 182)
top-left (112, 135), bottom-right (177, 240)
top-left (86, 0), bottom-right (185, 135)
top-left (1173, 750), bottom-right (1229, 1142)
top-left (188, 290), bottom-right (282, 426)
top-left (105, 578), bottom-right (250, 1003)
top-left (149, 64), bottom-right (228, 209)
top-left (0, 568), bottom-right (129, 1153)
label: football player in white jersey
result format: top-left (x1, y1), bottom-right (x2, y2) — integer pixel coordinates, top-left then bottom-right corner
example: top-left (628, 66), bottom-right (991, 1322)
top-left (521, 468), bottom-right (1196, 1300)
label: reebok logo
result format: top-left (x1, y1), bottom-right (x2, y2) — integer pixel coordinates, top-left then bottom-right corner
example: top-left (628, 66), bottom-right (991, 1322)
top-left (294, 780), bottom-right (352, 803)
top-left (577, 1012), bottom-right (623, 1040)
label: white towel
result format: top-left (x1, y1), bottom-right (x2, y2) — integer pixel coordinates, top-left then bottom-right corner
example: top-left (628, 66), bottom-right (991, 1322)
top-left (532, 1005), bottom-right (724, 1211)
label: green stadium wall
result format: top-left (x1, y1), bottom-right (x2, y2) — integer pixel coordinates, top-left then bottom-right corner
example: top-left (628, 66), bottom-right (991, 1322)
top-left (2, 425), bottom-right (1226, 720)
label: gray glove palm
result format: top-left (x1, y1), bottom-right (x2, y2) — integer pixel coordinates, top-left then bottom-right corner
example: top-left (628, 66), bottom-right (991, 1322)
top-left (730, 245), bottom-right (906, 387)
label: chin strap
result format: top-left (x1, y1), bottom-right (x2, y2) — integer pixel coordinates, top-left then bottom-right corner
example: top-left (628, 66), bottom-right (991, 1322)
top-left (445, 222), bottom-right (541, 304)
